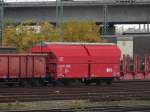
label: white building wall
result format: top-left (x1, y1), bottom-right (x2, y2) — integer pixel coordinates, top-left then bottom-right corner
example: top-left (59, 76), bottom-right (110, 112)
top-left (117, 37), bottom-right (133, 59)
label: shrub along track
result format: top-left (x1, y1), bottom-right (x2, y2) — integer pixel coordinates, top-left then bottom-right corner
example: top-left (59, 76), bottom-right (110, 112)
top-left (0, 81), bottom-right (150, 103)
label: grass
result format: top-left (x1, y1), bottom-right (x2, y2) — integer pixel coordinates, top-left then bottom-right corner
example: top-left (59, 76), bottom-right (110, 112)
top-left (0, 100), bottom-right (150, 111)
top-left (0, 101), bottom-right (28, 110)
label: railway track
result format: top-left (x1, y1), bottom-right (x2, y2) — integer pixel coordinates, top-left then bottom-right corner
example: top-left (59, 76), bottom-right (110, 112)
top-left (0, 81), bottom-right (150, 103)
top-left (2, 106), bottom-right (150, 112)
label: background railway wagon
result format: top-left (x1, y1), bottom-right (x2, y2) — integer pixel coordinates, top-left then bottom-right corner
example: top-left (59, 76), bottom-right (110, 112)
top-left (31, 42), bottom-right (121, 84)
top-left (0, 54), bottom-right (47, 83)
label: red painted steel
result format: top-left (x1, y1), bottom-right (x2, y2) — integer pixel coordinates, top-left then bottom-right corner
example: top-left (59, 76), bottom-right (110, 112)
top-left (134, 55), bottom-right (144, 80)
top-left (123, 73), bottom-right (134, 80)
top-left (85, 45), bottom-right (121, 79)
top-left (34, 45), bottom-right (89, 79)
top-left (20, 57), bottom-right (27, 78)
top-left (32, 44), bottom-right (89, 63)
top-left (34, 56), bottom-right (47, 78)
top-left (85, 45), bottom-right (121, 63)
top-left (144, 54), bottom-right (149, 75)
top-left (32, 43), bottom-right (121, 80)
top-left (9, 56), bottom-right (20, 78)
top-left (122, 55), bottom-right (127, 75)
top-left (55, 64), bottom-right (88, 79)
top-left (0, 56), bottom-right (8, 78)
top-left (122, 55), bottom-right (134, 80)
top-left (144, 54), bottom-right (150, 80)
top-left (0, 54), bottom-right (47, 79)
top-left (122, 54), bottom-right (150, 80)
top-left (90, 64), bottom-right (120, 78)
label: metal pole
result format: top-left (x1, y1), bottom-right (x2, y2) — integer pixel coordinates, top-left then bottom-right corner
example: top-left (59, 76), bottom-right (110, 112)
top-left (144, 24), bottom-right (146, 32)
top-left (60, 0), bottom-right (64, 42)
top-left (146, 10), bottom-right (149, 33)
top-left (147, 23), bottom-right (149, 32)
top-left (103, 5), bottom-right (108, 35)
top-left (56, 0), bottom-right (59, 27)
top-left (0, 0), bottom-right (4, 46)
top-left (139, 24), bottom-right (141, 31)
top-left (147, 15), bottom-right (149, 32)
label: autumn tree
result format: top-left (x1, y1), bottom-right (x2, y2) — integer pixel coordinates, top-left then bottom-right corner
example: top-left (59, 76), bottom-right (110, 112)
top-left (63, 20), bottom-right (101, 42)
top-left (3, 20), bottom-right (102, 52)
top-left (39, 21), bottom-right (61, 42)
top-left (4, 25), bottom-right (29, 52)
top-left (3, 21), bottom-right (61, 52)
top-left (3, 22), bottom-right (39, 52)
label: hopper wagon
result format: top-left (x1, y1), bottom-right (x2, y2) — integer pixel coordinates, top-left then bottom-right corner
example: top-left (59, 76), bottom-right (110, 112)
top-left (31, 42), bottom-right (121, 85)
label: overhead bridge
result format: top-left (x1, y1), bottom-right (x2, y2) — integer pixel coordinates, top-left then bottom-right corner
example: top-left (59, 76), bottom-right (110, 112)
top-left (0, 1), bottom-right (150, 24)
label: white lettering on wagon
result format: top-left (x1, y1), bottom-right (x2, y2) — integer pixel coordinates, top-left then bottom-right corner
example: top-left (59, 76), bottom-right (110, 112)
top-left (64, 69), bottom-right (69, 73)
top-left (57, 64), bottom-right (71, 73)
top-left (64, 64), bottom-right (71, 73)
top-left (106, 68), bottom-right (113, 73)
top-left (66, 64), bottom-right (71, 68)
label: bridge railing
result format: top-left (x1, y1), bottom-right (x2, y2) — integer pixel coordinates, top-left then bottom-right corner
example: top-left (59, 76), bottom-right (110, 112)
top-left (3, 0), bottom-right (150, 4)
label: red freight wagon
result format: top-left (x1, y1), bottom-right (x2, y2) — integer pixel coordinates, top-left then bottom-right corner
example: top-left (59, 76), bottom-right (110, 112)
top-left (0, 54), bottom-right (47, 80)
top-left (31, 42), bottom-right (121, 85)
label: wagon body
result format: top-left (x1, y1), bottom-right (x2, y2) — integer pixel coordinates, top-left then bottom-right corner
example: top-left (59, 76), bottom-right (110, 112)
top-left (85, 45), bottom-right (121, 79)
top-left (0, 54), bottom-right (47, 79)
top-left (32, 44), bottom-right (89, 80)
top-left (31, 42), bottom-right (121, 81)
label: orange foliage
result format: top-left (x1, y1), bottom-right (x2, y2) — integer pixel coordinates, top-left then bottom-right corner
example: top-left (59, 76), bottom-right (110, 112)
top-left (3, 20), bottom-right (102, 52)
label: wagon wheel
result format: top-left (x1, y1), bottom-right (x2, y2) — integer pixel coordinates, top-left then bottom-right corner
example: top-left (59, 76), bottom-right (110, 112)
top-left (6, 83), bottom-right (13, 88)
top-left (39, 79), bottom-right (47, 86)
top-left (105, 79), bottom-right (113, 85)
top-left (61, 80), bottom-right (71, 86)
top-left (29, 79), bottom-right (39, 87)
top-left (52, 81), bottom-right (59, 86)
top-left (19, 80), bottom-right (26, 87)
top-left (96, 80), bottom-right (101, 86)
top-left (85, 80), bottom-right (91, 86)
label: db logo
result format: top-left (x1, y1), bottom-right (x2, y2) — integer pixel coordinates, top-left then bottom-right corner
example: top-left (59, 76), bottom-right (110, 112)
top-left (106, 68), bottom-right (112, 72)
